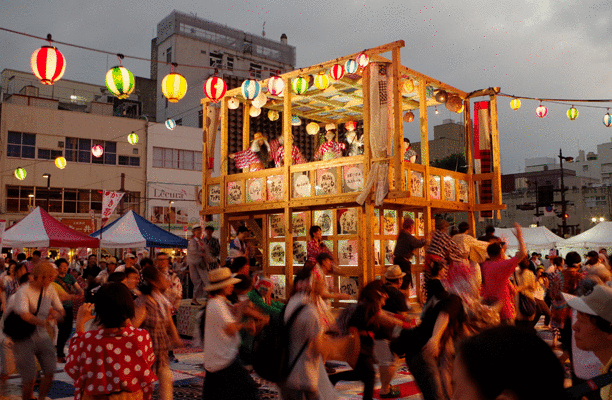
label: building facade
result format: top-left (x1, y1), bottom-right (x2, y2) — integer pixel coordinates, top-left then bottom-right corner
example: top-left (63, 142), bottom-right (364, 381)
top-left (411, 119), bottom-right (465, 165)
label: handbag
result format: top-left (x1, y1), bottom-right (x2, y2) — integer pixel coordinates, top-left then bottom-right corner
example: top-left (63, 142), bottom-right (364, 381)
top-left (3, 287), bottom-right (43, 341)
top-left (514, 272), bottom-right (536, 317)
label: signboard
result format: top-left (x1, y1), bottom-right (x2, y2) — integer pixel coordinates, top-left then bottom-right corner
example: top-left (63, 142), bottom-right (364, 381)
top-left (61, 218), bottom-right (96, 234)
top-left (148, 183), bottom-right (202, 231)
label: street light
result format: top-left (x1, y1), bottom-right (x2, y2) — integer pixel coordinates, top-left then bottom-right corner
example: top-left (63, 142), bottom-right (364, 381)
top-left (42, 173), bottom-right (51, 211)
top-left (28, 194), bottom-right (34, 210)
top-left (168, 201), bottom-right (174, 232)
top-left (558, 149), bottom-right (573, 237)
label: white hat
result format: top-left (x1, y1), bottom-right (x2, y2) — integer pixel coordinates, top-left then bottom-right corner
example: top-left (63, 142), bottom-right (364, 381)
top-left (563, 284), bottom-right (612, 323)
top-left (205, 268), bottom-right (241, 292)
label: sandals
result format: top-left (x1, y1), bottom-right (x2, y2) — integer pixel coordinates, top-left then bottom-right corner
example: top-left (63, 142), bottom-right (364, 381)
top-left (380, 388), bottom-right (401, 398)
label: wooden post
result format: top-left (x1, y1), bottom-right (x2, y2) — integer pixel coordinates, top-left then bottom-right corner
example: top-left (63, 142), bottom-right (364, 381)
top-left (490, 95), bottom-right (502, 219)
top-left (419, 80), bottom-right (432, 237)
top-left (362, 64), bottom-right (374, 283)
top-left (201, 101), bottom-right (209, 208)
top-left (463, 99), bottom-right (477, 234)
top-left (283, 77), bottom-right (294, 286)
top-left (392, 47), bottom-right (403, 192)
top-left (219, 97), bottom-right (229, 264)
top-left (243, 102), bottom-right (251, 151)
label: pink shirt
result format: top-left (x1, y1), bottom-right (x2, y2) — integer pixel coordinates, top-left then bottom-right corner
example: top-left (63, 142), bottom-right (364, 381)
top-left (481, 255), bottom-right (520, 321)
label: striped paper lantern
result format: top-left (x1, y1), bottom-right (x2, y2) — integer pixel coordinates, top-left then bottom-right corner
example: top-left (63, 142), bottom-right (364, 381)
top-left (356, 52), bottom-right (370, 68)
top-left (54, 156), bottom-right (67, 169)
top-left (106, 66), bottom-right (135, 99)
top-left (604, 113), bottom-right (612, 127)
top-left (536, 104), bottom-right (548, 118)
top-left (241, 79), bottom-right (261, 100)
top-left (14, 167), bottom-right (27, 181)
top-left (291, 77), bottom-right (309, 95)
top-left (204, 76), bottom-right (227, 103)
top-left (31, 46), bottom-right (66, 85)
top-left (165, 119), bottom-right (176, 130)
top-left (510, 98), bottom-right (521, 110)
top-left (567, 106), bottom-right (579, 121)
top-left (329, 64), bottom-right (345, 81)
top-left (91, 144), bottom-right (104, 158)
top-left (314, 73), bottom-right (329, 90)
top-left (127, 132), bottom-right (139, 145)
top-left (268, 110), bottom-right (280, 121)
top-left (291, 115), bottom-right (301, 126)
top-left (345, 59), bottom-right (358, 74)
top-left (267, 76), bottom-right (285, 96)
top-left (161, 72), bottom-right (188, 103)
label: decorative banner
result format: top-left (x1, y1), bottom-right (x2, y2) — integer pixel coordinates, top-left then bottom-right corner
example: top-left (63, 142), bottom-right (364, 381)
top-left (342, 164), bottom-right (364, 193)
top-left (246, 177), bottom-right (264, 203)
top-left (338, 208), bottom-right (358, 235)
top-left (314, 210), bottom-right (333, 235)
top-left (101, 191), bottom-right (125, 225)
top-left (208, 184), bottom-right (221, 207)
top-left (269, 242), bottom-right (285, 266)
top-left (474, 101), bottom-right (493, 218)
top-left (338, 240), bottom-right (358, 265)
top-left (374, 240), bottom-right (381, 266)
top-left (443, 177), bottom-right (456, 201)
top-left (266, 175), bottom-right (284, 201)
top-left (270, 274), bottom-right (286, 299)
top-left (383, 210), bottom-right (397, 236)
top-left (59, 248), bottom-right (69, 258)
top-left (0, 220), bottom-right (6, 250)
top-left (269, 214), bottom-right (285, 238)
top-left (77, 248), bottom-right (88, 258)
top-left (315, 168), bottom-right (337, 196)
top-left (458, 180), bottom-right (469, 203)
top-left (293, 241), bottom-right (307, 265)
top-left (339, 277), bottom-right (359, 298)
top-left (292, 172), bottom-right (311, 198)
top-left (227, 181), bottom-right (244, 205)
top-left (292, 212), bottom-right (308, 236)
top-left (385, 240), bottom-right (396, 264)
top-left (429, 176), bottom-right (441, 200)
top-left (410, 171), bottom-right (424, 197)
top-left (417, 212), bottom-right (425, 236)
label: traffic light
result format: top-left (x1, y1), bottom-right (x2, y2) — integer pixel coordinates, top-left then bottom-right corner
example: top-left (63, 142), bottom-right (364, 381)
top-left (557, 212), bottom-right (569, 219)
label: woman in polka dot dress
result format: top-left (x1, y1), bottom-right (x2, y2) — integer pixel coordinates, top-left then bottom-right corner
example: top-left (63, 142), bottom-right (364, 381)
top-left (65, 283), bottom-right (157, 400)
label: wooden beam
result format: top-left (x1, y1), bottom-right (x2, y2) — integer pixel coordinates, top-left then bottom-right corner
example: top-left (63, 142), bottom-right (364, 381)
top-left (242, 103), bottom-right (250, 151)
top-left (490, 94), bottom-right (503, 219)
top-left (202, 102), bottom-right (209, 209)
top-left (419, 80), bottom-right (432, 239)
top-left (392, 47), bottom-right (403, 192)
top-left (283, 76), bottom-right (292, 205)
top-left (220, 98), bottom-right (229, 211)
top-left (285, 206), bottom-right (294, 288)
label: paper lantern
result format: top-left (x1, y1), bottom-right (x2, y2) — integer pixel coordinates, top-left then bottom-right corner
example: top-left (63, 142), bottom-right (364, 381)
top-left (91, 144), bottom-right (104, 158)
top-left (345, 121), bottom-right (357, 132)
top-left (204, 76), bottom-right (227, 103)
top-left (165, 119), bottom-right (176, 130)
top-left (314, 73), bottom-right (330, 90)
top-left (127, 132), bottom-right (139, 145)
top-left (161, 72), bottom-right (187, 103)
top-left (445, 95), bottom-right (464, 114)
top-left (228, 97), bottom-right (240, 110)
top-left (268, 110), bottom-right (280, 121)
top-left (510, 98), bottom-right (521, 111)
top-left (249, 107), bottom-right (261, 118)
top-left (291, 76), bottom-right (309, 95)
top-left (267, 75), bottom-right (285, 96)
top-left (345, 59), bottom-right (358, 74)
top-left (325, 123), bottom-right (337, 131)
top-left (330, 64), bottom-right (345, 81)
top-left (356, 52), bottom-right (370, 68)
top-left (567, 106), bottom-right (579, 121)
top-left (603, 113), bottom-right (612, 127)
top-left (54, 156), bottom-right (66, 169)
top-left (106, 66), bottom-right (135, 99)
top-left (402, 80), bottom-right (415, 94)
top-left (31, 46), bottom-right (66, 85)
top-left (536, 104), bottom-right (548, 118)
top-left (241, 79), bottom-right (260, 100)
top-left (291, 115), bottom-right (301, 126)
top-left (306, 122), bottom-right (320, 135)
top-left (14, 167), bottom-right (27, 180)
top-left (403, 111), bottom-right (415, 123)
top-left (252, 92), bottom-right (267, 109)
top-left (434, 90), bottom-right (448, 104)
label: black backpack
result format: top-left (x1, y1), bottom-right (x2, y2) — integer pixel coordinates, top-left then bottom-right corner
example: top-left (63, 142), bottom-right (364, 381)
top-left (252, 303), bottom-right (307, 383)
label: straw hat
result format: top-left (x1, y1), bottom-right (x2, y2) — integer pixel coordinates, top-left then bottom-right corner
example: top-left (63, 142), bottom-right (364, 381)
top-left (385, 265), bottom-right (406, 280)
top-left (205, 267), bottom-right (241, 291)
top-left (253, 132), bottom-right (265, 142)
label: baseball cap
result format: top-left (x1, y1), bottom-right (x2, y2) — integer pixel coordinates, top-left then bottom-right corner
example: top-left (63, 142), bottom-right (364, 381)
top-left (563, 284), bottom-right (612, 323)
top-left (125, 253), bottom-right (136, 259)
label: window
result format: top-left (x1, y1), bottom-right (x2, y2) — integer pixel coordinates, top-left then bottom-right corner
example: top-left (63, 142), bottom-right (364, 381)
top-left (198, 110), bottom-right (203, 129)
top-left (166, 47), bottom-right (172, 63)
top-left (152, 147), bottom-right (202, 170)
top-left (7, 131), bottom-right (36, 158)
top-left (250, 63), bottom-right (262, 79)
top-left (65, 137), bottom-right (78, 162)
top-left (118, 156), bottom-right (140, 167)
top-left (78, 138), bottom-right (91, 163)
top-left (210, 52), bottom-right (223, 67)
top-left (6, 185), bottom-right (111, 214)
top-left (227, 57), bottom-right (234, 70)
top-left (65, 137), bottom-right (116, 165)
top-left (37, 149), bottom-right (63, 160)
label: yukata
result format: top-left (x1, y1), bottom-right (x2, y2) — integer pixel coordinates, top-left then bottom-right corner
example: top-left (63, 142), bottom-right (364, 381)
top-left (274, 145), bottom-right (306, 167)
top-left (233, 149), bottom-right (265, 171)
top-left (404, 149), bottom-right (417, 163)
top-left (314, 141), bottom-right (343, 161)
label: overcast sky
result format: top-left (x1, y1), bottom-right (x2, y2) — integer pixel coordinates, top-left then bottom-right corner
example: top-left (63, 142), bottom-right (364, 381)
top-left (1, 0), bottom-right (611, 174)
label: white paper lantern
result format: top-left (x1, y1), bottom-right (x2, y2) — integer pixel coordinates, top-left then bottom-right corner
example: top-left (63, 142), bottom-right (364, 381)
top-left (252, 92), bottom-right (267, 108)
top-left (249, 107), bottom-right (262, 117)
top-left (306, 122), bottom-right (320, 135)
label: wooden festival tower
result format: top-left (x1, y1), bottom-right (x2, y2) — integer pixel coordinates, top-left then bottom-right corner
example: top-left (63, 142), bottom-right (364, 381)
top-left (200, 40), bottom-right (504, 300)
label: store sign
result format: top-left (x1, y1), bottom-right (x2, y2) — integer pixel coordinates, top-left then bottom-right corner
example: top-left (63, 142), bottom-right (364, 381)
top-left (62, 218), bottom-right (96, 234)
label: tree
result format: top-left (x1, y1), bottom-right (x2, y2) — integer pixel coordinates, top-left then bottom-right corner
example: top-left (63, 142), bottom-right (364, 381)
top-left (431, 153), bottom-right (468, 172)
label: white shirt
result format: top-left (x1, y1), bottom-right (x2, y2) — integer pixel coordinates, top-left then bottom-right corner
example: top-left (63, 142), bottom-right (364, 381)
top-left (11, 283), bottom-right (63, 337)
top-left (203, 296), bottom-right (240, 372)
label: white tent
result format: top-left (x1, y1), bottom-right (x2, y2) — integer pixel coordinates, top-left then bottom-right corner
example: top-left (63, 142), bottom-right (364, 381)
top-left (563, 221), bottom-right (612, 248)
top-left (493, 226), bottom-right (567, 250)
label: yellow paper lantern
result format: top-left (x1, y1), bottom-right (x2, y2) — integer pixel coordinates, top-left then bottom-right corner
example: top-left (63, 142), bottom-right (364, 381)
top-left (314, 73), bottom-right (330, 90)
top-left (249, 107), bottom-right (261, 117)
top-left (54, 156), bottom-right (67, 169)
top-left (268, 110), bottom-right (279, 121)
top-left (306, 122), bottom-right (320, 136)
top-left (161, 72), bottom-right (188, 103)
top-left (510, 98), bottom-right (521, 111)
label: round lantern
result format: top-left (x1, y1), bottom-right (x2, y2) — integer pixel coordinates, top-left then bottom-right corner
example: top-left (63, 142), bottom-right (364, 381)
top-left (604, 113), bottom-right (612, 127)
top-left (325, 123), bottom-right (337, 131)
top-left (356, 52), bottom-right (370, 68)
top-left (434, 90), bottom-right (448, 104)
top-left (345, 121), bottom-right (357, 131)
top-left (536, 104), bottom-right (548, 118)
top-left (241, 79), bottom-right (260, 100)
top-left (306, 122), bottom-right (320, 135)
top-left (567, 106), bottom-right (579, 121)
top-left (510, 98), bottom-right (521, 111)
top-left (314, 73), bottom-right (330, 90)
top-left (249, 107), bottom-right (261, 118)
top-left (161, 72), bottom-right (188, 103)
top-left (31, 46), bottom-right (66, 85)
top-left (329, 64), bottom-right (345, 81)
top-left (291, 115), bottom-right (302, 126)
top-left (267, 75), bottom-right (285, 96)
top-left (402, 80), bottom-right (415, 94)
top-left (127, 132), bottom-right (139, 145)
top-left (426, 86), bottom-right (434, 99)
top-left (54, 156), bottom-right (66, 169)
top-left (204, 76), bottom-right (227, 103)
top-left (268, 110), bottom-right (280, 121)
top-left (14, 167), bottom-right (27, 181)
top-left (228, 97), bottom-right (240, 110)
top-left (91, 144), bottom-right (104, 158)
top-left (445, 95), bottom-right (464, 113)
top-left (105, 66), bottom-right (135, 99)
top-left (165, 119), bottom-right (176, 130)
top-left (252, 92), bottom-right (267, 109)
top-left (403, 111), bottom-right (415, 123)
top-left (291, 76), bottom-right (309, 95)
top-left (345, 59), bottom-right (358, 74)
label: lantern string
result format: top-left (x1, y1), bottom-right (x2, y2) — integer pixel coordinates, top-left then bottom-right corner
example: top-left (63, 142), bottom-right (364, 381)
top-left (499, 93), bottom-right (612, 110)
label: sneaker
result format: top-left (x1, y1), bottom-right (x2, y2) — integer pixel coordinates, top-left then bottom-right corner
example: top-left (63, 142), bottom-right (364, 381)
top-left (380, 388), bottom-right (401, 398)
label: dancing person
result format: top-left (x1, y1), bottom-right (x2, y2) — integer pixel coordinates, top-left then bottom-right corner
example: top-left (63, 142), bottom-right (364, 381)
top-left (424, 219), bottom-right (463, 300)
top-left (187, 225), bottom-right (211, 305)
top-left (393, 217), bottom-right (426, 300)
top-left (448, 222), bottom-right (488, 301)
top-left (54, 258), bottom-right (83, 363)
top-left (513, 259), bottom-right (537, 332)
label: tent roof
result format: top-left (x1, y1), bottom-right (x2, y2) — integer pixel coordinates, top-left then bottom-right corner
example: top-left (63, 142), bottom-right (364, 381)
top-left (3, 207), bottom-right (99, 248)
top-left (493, 226), bottom-right (566, 250)
top-left (564, 221), bottom-right (612, 248)
top-left (91, 211), bottom-right (188, 248)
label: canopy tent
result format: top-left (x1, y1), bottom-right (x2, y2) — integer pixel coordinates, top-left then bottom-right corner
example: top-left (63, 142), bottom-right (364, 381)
top-left (91, 210), bottom-right (188, 248)
top-left (3, 207), bottom-right (99, 248)
top-left (563, 221), bottom-right (612, 248)
top-left (492, 226), bottom-right (567, 250)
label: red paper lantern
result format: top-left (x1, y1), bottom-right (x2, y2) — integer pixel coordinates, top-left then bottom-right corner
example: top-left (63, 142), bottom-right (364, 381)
top-left (91, 144), bottom-right (104, 158)
top-left (267, 75), bottom-right (285, 96)
top-left (204, 76), bottom-right (227, 103)
top-left (330, 64), bottom-right (345, 81)
top-left (345, 121), bottom-right (357, 131)
top-left (356, 52), bottom-right (370, 68)
top-left (31, 46), bottom-right (66, 85)
top-left (536, 104), bottom-right (548, 118)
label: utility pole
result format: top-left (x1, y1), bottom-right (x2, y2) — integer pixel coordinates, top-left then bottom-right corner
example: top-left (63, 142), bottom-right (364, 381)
top-left (119, 173), bottom-right (126, 214)
top-left (558, 149), bottom-right (573, 237)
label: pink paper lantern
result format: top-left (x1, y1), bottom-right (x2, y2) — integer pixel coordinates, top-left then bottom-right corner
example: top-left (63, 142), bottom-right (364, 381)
top-left (267, 75), bottom-right (285, 96)
top-left (91, 144), bottom-right (104, 158)
top-left (536, 104), bottom-right (548, 118)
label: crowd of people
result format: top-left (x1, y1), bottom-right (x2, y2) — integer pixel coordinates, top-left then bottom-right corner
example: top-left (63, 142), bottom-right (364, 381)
top-left (2, 218), bottom-right (612, 400)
